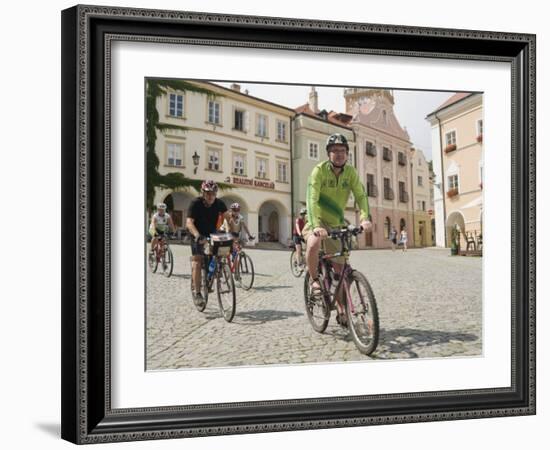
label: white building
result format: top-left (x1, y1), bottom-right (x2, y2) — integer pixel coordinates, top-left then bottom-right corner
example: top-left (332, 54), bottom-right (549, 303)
top-left (152, 81), bottom-right (295, 246)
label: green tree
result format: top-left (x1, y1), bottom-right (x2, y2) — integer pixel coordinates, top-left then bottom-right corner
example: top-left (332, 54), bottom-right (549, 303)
top-left (146, 79), bottom-right (231, 213)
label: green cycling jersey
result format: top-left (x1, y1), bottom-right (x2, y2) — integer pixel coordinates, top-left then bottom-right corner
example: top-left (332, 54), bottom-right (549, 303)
top-left (306, 160), bottom-right (370, 229)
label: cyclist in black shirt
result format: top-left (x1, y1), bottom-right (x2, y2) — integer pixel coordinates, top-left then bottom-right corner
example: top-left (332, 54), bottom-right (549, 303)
top-left (186, 180), bottom-right (232, 303)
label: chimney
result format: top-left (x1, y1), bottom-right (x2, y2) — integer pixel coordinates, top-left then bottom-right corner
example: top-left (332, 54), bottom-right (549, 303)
top-left (230, 83), bottom-right (241, 92)
top-left (309, 86), bottom-right (319, 114)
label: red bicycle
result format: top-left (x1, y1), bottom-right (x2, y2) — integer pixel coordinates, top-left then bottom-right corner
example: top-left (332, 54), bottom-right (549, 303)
top-left (226, 237), bottom-right (255, 290)
top-left (148, 232), bottom-right (174, 277)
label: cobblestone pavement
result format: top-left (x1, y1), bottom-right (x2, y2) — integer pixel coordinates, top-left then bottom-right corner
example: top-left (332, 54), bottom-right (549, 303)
top-left (146, 246), bottom-right (482, 370)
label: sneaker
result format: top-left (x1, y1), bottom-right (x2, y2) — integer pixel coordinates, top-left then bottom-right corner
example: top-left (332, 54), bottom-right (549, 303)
top-left (193, 292), bottom-right (206, 307)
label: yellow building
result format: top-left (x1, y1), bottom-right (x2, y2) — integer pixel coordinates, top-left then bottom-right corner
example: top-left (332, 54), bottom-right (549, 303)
top-left (426, 93), bottom-right (483, 251)
top-left (151, 80), bottom-right (295, 246)
top-left (410, 148), bottom-right (434, 247)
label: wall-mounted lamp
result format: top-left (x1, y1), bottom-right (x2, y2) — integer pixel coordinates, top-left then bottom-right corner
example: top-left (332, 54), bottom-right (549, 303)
top-left (192, 151), bottom-right (200, 174)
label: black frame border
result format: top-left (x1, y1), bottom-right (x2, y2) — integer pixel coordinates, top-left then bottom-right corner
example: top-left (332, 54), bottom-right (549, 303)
top-left (61, 4), bottom-right (536, 444)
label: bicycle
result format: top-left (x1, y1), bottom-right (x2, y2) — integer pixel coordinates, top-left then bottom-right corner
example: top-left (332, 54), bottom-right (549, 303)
top-left (303, 225), bottom-right (379, 356)
top-left (190, 232), bottom-right (237, 322)
top-left (227, 236), bottom-right (255, 291)
top-left (289, 236), bottom-right (306, 278)
top-left (148, 231), bottom-right (174, 277)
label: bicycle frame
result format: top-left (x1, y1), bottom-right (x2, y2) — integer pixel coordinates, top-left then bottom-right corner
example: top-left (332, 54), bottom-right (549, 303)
top-left (318, 233), bottom-right (359, 315)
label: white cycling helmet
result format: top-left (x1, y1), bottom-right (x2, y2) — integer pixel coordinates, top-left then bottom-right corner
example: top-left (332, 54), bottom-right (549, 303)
top-left (157, 203), bottom-right (167, 210)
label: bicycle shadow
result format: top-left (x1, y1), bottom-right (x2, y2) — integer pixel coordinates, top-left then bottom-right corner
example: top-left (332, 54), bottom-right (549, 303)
top-left (373, 328), bottom-right (480, 359)
top-left (232, 309), bottom-right (303, 325)
top-left (252, 285), bottom-right (293, 292)
top-left (170, 273), bottom-right (191, 280)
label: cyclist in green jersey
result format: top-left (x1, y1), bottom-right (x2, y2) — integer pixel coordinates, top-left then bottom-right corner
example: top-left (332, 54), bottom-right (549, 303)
top-left (303, 133), bottom-right (372, 324)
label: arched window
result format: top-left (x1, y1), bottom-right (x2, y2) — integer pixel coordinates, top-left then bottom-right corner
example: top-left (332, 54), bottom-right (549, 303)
top-left (384, 217), bottom-right (391, 239)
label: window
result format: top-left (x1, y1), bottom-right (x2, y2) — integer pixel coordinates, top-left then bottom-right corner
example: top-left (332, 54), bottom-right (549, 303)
top-left (308, 142), bottom-right (319, 160)
top-left (422, 201), bottom-right (426, 211)
top-left (445, 130), bottom-right (457, 146)
top-left (383, 177), bottom-right (394, 200)
top-left (234, 109), bottom-right (245, 131)
top-left (365, 141), bottom-right (376, 156)
top-left (477, 119), bottom-right (483, 136)
top-left (348, 149), bottom-right (354, 167)
top-left (383, 147), bottom-right (392, 161)
top-left (257, 114), bottom-right (268, 137)
top-left (277, 161), bottom-right (289, 183)
top-left (166, 143), bottom-right (183, 166)
top-left (398, 151), bottom-right (406, 166)
top-left (233, 154), bottom-right (246, 175)
top-left (208, 101), bottom-right (221, 125)
top-left (418, 176), bottom-right (423, 186)
top-left (277, 120), bottom-right (287, 142)
top-left (399, 181), bottom-right (408, 203)
top-left (207, 149), bottom-right (221, 171)
top-left (418, 158), bottom-right (422, 166)
top-left (169, 93), bottom-right (184, 117)
top-left (384, 217), bottom-right (391, 239)
top-left (448, 174), bottom-right (459, 190)
top-left (257, 158), bottom-right (268, 179)
top-left (366, 173), bottom-right (377, 197)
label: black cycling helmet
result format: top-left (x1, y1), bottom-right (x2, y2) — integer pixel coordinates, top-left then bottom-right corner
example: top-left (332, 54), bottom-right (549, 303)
top-left (326, 133), bottom-right (349, 152)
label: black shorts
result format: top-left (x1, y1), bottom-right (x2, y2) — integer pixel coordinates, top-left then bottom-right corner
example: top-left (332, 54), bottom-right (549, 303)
top-left (293, 235), bottom-right (304, 245)
top-left (191, 241), bottom-right (205, 256)
top-left (391, 238), bottom-right (397, 244)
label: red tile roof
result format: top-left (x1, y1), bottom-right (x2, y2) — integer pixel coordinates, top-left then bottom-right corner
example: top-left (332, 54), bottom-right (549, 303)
top-left (294, 104), bottom-right (352, 128)
top-left (431, 92), bottom-right (474, 114)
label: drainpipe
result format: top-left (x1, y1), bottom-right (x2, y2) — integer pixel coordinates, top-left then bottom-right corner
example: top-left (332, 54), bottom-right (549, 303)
top-left (435, 113), bottom-right (448, 247)
top-left (409, 158), bottom-right (415, 247)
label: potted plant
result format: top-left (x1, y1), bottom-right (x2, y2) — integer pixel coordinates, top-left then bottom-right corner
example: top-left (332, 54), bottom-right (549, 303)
top-left (444, 143), bottom-right (457, 153)
top-left (447, 188), bottom-right (459, 198)
top-left (450, 227), bottom-right (460, 256)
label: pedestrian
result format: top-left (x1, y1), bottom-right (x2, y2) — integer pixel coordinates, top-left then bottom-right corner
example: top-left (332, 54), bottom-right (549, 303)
top-left (389, 226), bottom-right (397, 251)
top-left (399, 227), bottom-right (408, 252)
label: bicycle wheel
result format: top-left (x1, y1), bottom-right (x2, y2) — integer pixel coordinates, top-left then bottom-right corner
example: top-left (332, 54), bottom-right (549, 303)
top-left (191, 257), bottom-right (209, 312)
top-left (345, 270), bottom-right (379, 356)
top-left (162, 246), bottom-right (174, 278)
top-left (303, 272), bottom-right (330, 333)
top-left (290, 250), bottom-right (304, 277)
top-left (236, 252), bottom-right (254, 290)
top-left (148, 250), bottom-right (158, 273)
top-left (217, 261), bottom-right (236, 322)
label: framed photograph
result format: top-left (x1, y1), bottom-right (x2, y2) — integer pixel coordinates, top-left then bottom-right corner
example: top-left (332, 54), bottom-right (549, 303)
top-left (61, 5), bottom-right (535, 444)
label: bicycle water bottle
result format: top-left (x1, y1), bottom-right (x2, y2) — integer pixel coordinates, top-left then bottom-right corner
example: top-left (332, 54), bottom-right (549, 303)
top-left (207, 257), bottom-right (216, 279)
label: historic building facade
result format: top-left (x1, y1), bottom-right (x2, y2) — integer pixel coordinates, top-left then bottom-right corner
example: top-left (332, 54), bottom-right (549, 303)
top-left (410, 147), bottom-right (434, 247)
top-left (152, 81), bottom-right (295, 246)
top-left (426, 92), bottom-right (483, 249)
top-left (344, 88), bottom-right (415, 248)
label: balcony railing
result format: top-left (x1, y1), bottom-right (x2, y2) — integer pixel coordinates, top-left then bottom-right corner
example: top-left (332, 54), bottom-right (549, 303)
top-left (399, 191), bottom-right (409, 203)
top-left (384, 187), bottom-right (394, 200)
top-left (367, 184), bottom-right (378, 198)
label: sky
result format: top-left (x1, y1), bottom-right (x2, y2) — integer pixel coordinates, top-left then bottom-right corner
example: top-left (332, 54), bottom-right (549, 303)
top-left (216, 81), bottom-right (455, 161)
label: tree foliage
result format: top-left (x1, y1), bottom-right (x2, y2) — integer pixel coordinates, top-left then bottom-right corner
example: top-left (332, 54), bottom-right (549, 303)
top-left (146, 79), bottom-right (231, 213)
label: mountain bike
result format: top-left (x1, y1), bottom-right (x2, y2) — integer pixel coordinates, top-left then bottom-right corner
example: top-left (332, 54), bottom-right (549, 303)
top-left (148, 231), bottom-right (174, 277)
top-left (304, 225), bottom-right (379, 356)
top-left (227, 237), bottom-right (255, 290)
top-left (191, 233), bottom-right (236, 322)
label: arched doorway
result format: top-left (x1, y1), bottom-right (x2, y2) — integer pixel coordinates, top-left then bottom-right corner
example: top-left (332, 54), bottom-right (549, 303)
top-left (400, 218), bottom-right (406, 231)
top-left (446, 211), bottom-right (466, 249)
top-left (258, 200), bottom-right (289, 244)
top-left (384, 217), bottom-right (391, 239)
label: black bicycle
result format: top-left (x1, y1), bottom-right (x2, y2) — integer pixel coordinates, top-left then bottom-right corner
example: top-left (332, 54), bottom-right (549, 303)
top-left (304, 225), bottom-right (379, 356)
top-left (191, 233), bottom-right (237, 322)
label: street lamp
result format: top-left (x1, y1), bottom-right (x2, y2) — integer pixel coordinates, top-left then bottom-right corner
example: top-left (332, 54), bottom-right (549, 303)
top-left (192, 151), bottom-right (200, 174)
